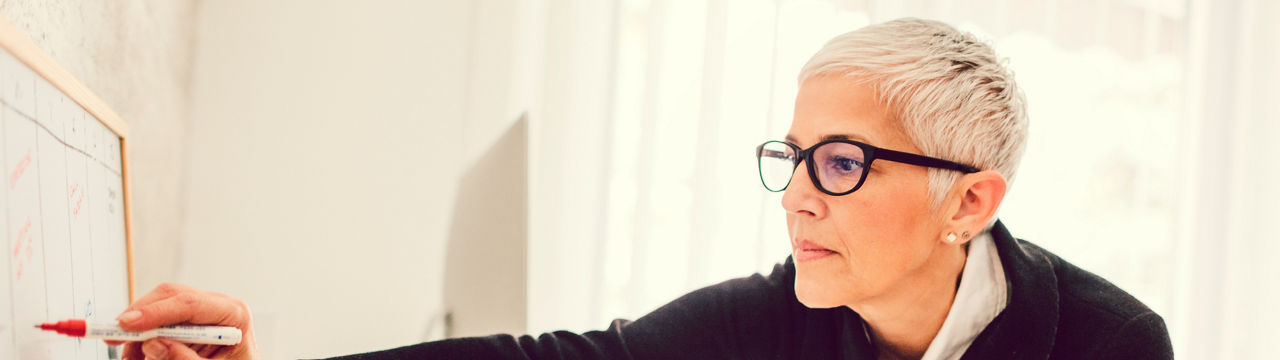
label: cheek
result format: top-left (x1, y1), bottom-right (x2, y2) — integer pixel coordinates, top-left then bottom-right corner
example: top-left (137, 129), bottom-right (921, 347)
top-left (830, 181), bottom-right (937, 284)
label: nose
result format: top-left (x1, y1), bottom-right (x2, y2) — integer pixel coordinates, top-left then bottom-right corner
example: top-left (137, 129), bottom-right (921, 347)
top-left (781, 161), bottom-right (827, 220)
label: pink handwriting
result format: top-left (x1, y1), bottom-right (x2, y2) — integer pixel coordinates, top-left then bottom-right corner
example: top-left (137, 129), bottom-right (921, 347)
top-left (8, 149), bottom-right (31, 189)
top-left (12, 219), bottom-right (33, 280)
top-left (69, 184), bottom-right (85, 217)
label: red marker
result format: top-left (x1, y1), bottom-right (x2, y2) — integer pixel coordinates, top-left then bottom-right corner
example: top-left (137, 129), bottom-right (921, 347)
top-left (37, 319), bottom-right (242, 345)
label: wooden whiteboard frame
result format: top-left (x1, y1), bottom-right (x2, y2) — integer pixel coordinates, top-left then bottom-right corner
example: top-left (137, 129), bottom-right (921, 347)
top-left (0, 18), bottom-right (136, 302)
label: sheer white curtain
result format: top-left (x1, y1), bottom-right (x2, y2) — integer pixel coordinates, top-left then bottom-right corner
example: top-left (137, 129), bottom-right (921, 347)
top-left (526, 1), bottom-right (1278, 358)
top-left (1176, 0), bottom-right (1280, 359)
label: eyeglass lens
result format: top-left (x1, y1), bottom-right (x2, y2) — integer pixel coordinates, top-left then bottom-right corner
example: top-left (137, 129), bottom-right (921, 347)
top-left (758, 141), bottom-right (868, 194)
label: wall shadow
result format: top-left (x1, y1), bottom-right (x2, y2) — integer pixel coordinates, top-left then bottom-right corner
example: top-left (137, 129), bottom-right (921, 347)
top-left (440, 115), bottom-right (527, 338)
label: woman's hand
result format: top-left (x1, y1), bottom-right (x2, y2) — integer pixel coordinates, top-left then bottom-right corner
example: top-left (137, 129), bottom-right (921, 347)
top-left (107, 283), bottom-right (259, 360)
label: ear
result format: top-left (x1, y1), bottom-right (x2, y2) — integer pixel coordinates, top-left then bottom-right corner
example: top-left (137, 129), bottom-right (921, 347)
top-left (939, 170), bottom-right (1007, 245)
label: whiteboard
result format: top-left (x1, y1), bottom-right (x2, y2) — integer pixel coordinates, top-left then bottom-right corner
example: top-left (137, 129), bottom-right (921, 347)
top-left (0, 18), bottom-right (134, 360)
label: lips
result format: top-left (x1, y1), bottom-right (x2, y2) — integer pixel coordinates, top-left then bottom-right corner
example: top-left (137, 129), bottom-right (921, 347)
top-left (792, 239), bottom-right (838, 262)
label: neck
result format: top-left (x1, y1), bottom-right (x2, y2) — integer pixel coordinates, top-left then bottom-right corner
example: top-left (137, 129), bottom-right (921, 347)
top-left (852, 244), bottom-right (968, 360)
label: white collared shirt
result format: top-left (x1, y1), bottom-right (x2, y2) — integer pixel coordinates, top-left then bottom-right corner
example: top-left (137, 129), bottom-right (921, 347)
top-left (918, 230), bottom-right (1009, 360)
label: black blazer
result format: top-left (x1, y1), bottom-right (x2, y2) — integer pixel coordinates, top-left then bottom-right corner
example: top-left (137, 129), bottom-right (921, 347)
top-left (327, 220), bottom-right (1173, 359)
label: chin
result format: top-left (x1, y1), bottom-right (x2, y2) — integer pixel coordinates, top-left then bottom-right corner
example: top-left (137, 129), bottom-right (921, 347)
top-left (793, 273), bottom-right (845, 309)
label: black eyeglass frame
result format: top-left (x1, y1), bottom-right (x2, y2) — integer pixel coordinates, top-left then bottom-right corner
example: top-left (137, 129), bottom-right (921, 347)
top-left (756, 139), bottom-right (980, 196)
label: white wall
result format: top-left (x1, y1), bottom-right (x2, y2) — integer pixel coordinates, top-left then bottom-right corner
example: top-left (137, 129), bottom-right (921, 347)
top-left (1, 0), bottom-right (197, 296)
top-left (0, 0), bottom-right (534, 357)
top-left (525, 0), bottom-right (618, 335)
top-left (181, 0), bottom-right (532, 358)
top-left (0, 2), bottom-right (631, 355)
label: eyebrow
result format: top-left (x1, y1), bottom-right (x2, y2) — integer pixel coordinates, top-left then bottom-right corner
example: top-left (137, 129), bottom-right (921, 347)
top-left (784, 133), bottom-right (874, 147)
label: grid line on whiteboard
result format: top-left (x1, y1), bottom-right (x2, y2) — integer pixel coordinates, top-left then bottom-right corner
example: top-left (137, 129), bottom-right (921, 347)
top-left (33, 103), bottom-right (51, 321)
top-left (2, 94), bottom-right (15, 358)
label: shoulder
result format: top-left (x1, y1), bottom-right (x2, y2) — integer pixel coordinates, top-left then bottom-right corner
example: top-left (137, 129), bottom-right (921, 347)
top-left (620, 257), bottom-right (851, 359)
top-left (1014, 240), bottom-right (1151, 325)
top-left (1014, 239), bottom-right (1173, 359)
top-left (666, 257), bottom-right (816, 326)
top-left (627, 257), bottom-right (806, 329)
top-left (663, 258), bottom-right (797, 311)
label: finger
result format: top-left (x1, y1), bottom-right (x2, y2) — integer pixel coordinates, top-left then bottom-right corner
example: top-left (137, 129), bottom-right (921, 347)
top-left (188, 343), bottom-right (207, 355)
top-left (187, 343), bottom-right (214, 357)
top-left (117, 283), bottom-right (196, 327)
top-left (157, 337), bottom-right (208, 360)
top-left (141, 339), bottom-right (173, 360)
top-left (204, 344), bottom-right (232, 359)
top-left (195, 343), bottom-right (222, 358)
top-left (122, 341), bottom-right (143, 360)
top-left (118, 292), bottom-right (247, 332)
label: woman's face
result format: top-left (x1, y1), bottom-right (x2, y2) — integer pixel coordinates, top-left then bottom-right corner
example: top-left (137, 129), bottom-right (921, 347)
top-left (784, 75), bottom-right (949, 309)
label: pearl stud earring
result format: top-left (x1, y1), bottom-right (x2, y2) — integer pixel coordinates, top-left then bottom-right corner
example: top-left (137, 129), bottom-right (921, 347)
top-left (946, 233), bottom-right (957, 243)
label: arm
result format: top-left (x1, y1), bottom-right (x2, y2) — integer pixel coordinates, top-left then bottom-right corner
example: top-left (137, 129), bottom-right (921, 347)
top-left (114, 262), bottom-right (799, 360)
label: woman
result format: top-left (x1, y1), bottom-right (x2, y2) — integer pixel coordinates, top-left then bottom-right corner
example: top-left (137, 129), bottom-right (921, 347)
top-left (114, 18), bottom-right (1172, 360)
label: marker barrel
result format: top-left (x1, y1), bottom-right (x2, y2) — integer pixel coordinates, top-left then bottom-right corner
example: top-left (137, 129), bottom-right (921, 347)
top-left (38, 319), bottom-right (242, 345)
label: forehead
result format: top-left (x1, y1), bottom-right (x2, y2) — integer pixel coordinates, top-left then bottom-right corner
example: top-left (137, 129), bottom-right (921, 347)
top-left (787, 75), bottom-right (912, 151)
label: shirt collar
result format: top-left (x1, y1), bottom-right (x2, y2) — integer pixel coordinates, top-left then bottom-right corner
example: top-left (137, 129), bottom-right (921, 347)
top-left (919, 230), bottom-right (1009, 360)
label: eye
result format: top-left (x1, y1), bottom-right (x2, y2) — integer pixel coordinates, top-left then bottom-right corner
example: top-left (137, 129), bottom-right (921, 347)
top-left (827, 156), bottom-right (864, 174)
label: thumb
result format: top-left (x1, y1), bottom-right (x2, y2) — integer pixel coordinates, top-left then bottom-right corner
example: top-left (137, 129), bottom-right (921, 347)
top-left (143, 338), bottom-right (207, 360)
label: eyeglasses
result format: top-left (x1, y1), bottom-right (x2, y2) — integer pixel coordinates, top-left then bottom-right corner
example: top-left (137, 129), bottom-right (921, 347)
top-left (756, 139), bottom-right (979, 196)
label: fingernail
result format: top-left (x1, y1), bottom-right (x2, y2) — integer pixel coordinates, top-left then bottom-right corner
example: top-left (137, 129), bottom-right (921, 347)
top-left (142, 340), bottom-right (169, 359)
top-left (117, 310), bottom-right (141, 323)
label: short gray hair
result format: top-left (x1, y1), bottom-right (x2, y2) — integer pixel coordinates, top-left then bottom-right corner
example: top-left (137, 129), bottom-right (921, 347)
top-left (800, 18), bottom-right (1029, 210)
